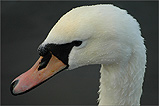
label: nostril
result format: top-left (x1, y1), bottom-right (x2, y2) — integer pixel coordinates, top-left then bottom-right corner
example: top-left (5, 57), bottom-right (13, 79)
top-left (10, 80), bottom-right (19, 95)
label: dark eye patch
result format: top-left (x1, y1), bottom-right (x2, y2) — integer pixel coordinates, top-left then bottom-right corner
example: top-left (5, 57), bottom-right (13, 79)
top-left (45, 41), bottom-right (82, 65)
top-left (38, 40), bottom-right (82, 70)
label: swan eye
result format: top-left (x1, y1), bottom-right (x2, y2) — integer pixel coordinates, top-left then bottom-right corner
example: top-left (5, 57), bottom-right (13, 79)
top-left (73, 41), bottom-right (82, 47)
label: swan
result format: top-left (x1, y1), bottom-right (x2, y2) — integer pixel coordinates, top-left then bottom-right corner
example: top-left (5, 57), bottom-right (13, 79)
top-left (10, 4), bottom-right (146, 105)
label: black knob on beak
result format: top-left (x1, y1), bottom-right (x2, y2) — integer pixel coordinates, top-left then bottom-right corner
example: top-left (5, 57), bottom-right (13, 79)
top-left (38, 45), bottom-right (49, 56)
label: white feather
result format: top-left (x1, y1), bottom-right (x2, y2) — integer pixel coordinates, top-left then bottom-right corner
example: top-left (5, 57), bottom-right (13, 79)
top-left (41, 4), bottom-right (146, 105)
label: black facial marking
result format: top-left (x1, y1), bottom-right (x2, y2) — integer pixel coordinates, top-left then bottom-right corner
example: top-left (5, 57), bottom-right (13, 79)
top-left (37, 45), bottom-right (49, 56)
top-left (46, 41), bottom-right (82, 65)
top-left (38, 52), bottom-right (52, 71)
top-left (38, 41), bottom-right (82, 66)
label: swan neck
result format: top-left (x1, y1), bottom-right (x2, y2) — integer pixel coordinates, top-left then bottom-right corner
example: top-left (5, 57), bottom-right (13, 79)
top-left (98, 61), bottom-right (145, 105)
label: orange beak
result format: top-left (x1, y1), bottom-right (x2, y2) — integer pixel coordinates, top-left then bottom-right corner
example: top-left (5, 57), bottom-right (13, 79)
top-left (10, 54), bottom-right (67, 95)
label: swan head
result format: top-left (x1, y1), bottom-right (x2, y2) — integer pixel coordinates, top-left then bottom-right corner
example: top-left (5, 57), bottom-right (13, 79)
top-left (40, 4), bottom-right (142, 69)
top-left (10, 4), bottom-right (144, 95)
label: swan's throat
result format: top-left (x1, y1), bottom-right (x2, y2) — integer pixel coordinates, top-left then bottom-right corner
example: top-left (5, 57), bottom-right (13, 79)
top-left (98, 60), bottom-right (145, 105)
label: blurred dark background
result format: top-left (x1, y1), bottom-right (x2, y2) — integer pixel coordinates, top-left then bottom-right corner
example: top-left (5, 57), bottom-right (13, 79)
top-left (1, 1), bottom-right (158, 105)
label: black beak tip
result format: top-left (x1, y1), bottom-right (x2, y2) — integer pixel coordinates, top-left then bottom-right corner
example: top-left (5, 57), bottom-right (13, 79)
top-left (10, 80), bottom-right (19, 96)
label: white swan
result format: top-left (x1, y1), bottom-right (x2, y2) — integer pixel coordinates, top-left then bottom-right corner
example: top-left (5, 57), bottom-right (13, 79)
top-left (11, 4), bottom-right (146, 106)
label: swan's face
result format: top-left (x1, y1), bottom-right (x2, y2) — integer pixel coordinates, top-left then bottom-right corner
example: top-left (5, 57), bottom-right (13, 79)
top-left (40, 5), bottom-right (134, 69)
top-left (11, 4), bottom-right (141, 95)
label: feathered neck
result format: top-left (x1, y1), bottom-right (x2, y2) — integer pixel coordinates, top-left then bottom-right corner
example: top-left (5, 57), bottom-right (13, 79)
top-left (98, 50), bottom-right (146, 106)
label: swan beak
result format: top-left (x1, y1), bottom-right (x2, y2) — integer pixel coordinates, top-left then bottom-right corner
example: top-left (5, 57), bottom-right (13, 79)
top-left (10, 55), bottom-right (67, 95)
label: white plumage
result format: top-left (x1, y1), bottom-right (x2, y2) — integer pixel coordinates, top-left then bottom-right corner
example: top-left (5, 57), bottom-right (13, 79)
top-left (40, 4), bottom-right (146, 105)
top-left (11, 4), bottom-right (146, 106)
